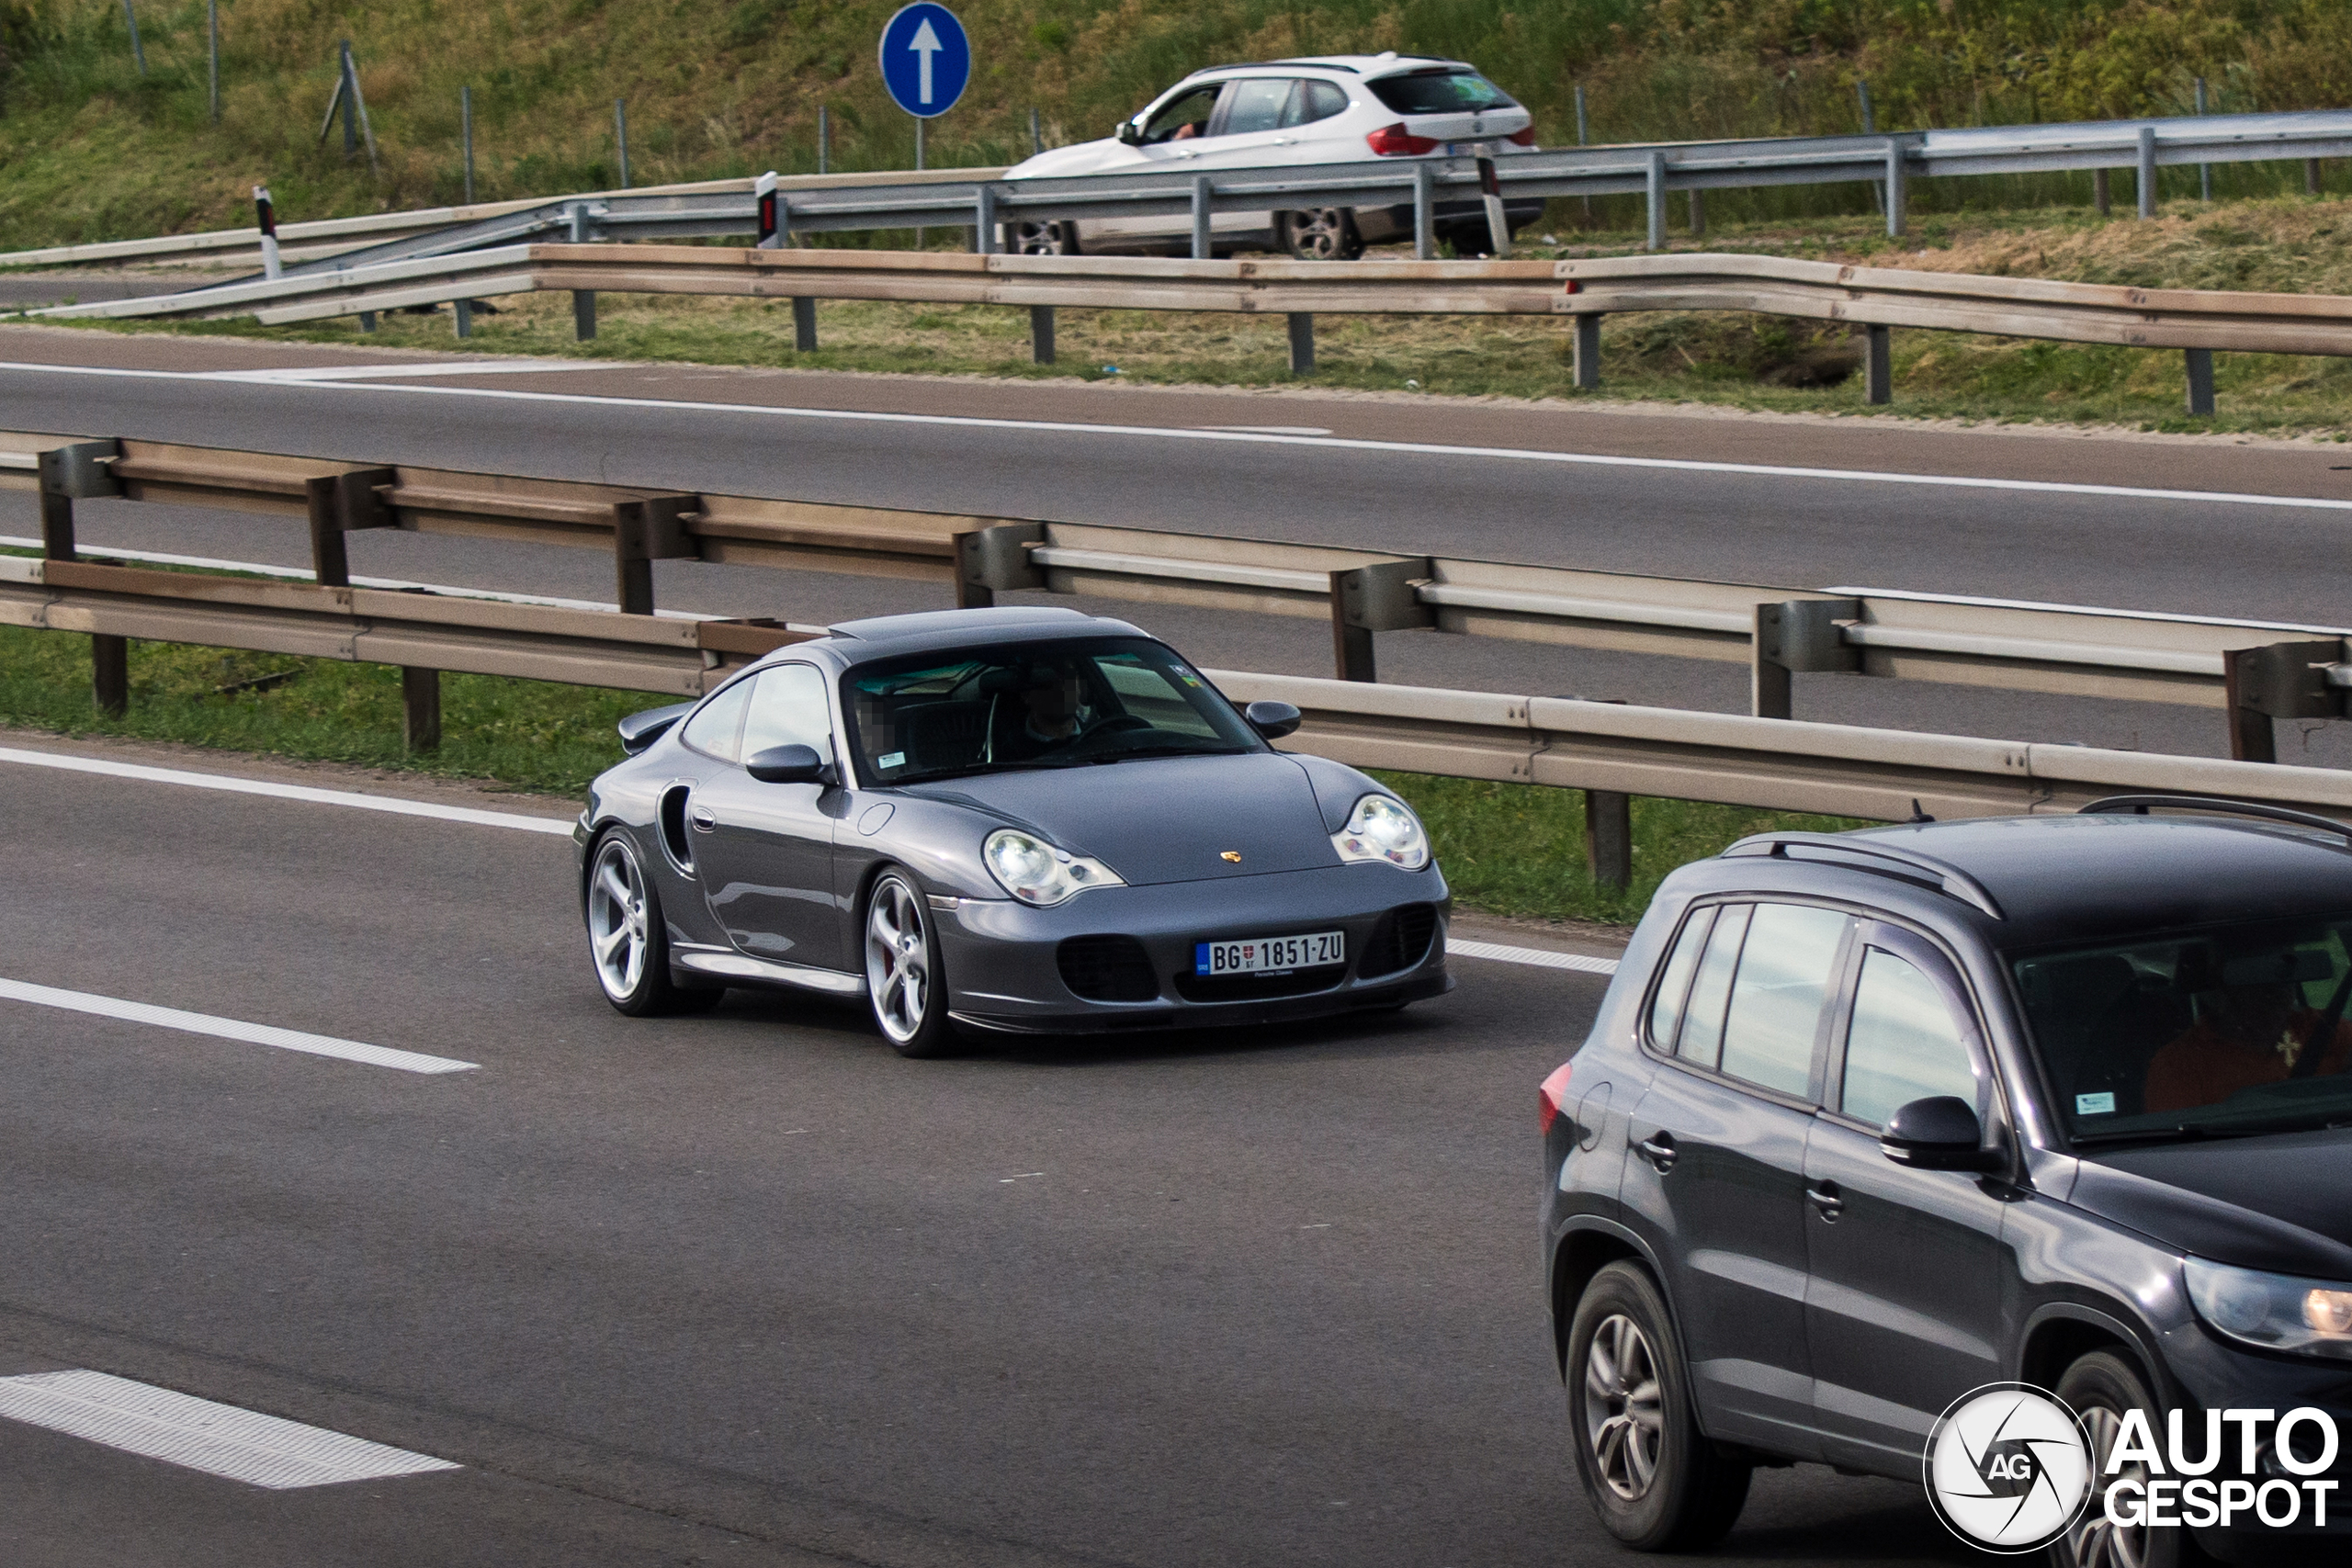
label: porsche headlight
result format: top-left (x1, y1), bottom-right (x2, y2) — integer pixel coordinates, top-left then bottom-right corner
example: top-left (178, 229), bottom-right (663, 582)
top-left (1332, 794), bottom-right (1430, 870)
top-left (982, 829), bottom-right (1125, 907)
top-left (2186, 1257), bottom-right (2352, 1360)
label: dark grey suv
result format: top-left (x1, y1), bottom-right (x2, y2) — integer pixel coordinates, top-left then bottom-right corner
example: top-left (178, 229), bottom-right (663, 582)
top-left (1542, 799), bottom-right (2352, 1565)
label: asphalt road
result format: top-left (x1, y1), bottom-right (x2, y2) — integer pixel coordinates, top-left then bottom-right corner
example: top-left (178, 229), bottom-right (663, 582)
top-left (0, 738), bottom-right (1971, 1566)
top-left (5, 326), bottom-right (2350, 761)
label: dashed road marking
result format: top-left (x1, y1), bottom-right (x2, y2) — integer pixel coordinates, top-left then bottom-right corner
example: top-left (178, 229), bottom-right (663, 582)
top-left (1450, 939), bottom-right (1618, 976)
top-left (0, 977), bottom-right (480, 1074)
top-left (0, 1371), bottom-right (461, 1488)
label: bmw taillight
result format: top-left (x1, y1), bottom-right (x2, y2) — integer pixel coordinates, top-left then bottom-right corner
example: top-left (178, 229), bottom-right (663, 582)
top-left (1538, 1061), bottom-right (1575, 1134)
top-left (1506, 127), bottom-right (1537, 146)
top-left (1366, 123), bottom-right (1440, 156)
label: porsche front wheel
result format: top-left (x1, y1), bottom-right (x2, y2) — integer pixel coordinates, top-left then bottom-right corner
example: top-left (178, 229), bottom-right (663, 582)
top-left (864, 869), bottom-right (957, 1057)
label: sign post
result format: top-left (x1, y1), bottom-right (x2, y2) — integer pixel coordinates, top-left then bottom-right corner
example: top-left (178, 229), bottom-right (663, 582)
top-left (878, 2), bottom-right (970, 249)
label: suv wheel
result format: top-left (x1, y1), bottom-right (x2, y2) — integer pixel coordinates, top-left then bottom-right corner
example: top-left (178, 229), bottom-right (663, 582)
top-left (1566, 1260), bottom-right (1752, 1551)
top-left (1007, 220), bottom-right (1078, 255)
top-left (1276, 207), bottom-right (1363, 261)
top-left (2054, 1351), bottom-right (2185, 1568)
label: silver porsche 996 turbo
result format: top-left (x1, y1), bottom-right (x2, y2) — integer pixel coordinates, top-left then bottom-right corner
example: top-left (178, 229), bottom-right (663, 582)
top-left (573, 607), bottom-right (1452, 1055)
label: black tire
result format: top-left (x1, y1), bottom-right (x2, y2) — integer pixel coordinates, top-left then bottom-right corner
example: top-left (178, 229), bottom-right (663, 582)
top-left (1566, 1260), bottom-right (1752, 1551)
top-left (2053, 1351), bottom-right (2186, 1568)
top-left (583, 830), bottom-right (725, 1017)
top-left (1006, 220), bottom-right (1079, 256)
top-left (862, 867), bottom-right (959, 1058)
top-left (1276, 207), bottom-right (1364, 261)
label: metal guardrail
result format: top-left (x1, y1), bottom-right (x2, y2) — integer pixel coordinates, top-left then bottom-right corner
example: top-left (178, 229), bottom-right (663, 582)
top-left (10, 107), bottom-right (2352, 278)
top-left (6, 429), bottom-right (2348, 766)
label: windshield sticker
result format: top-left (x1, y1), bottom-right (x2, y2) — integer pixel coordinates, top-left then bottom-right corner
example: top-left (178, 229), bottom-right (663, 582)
top-left (879, 751), bottom-right (906, 769)
top-left (2075, 1091), bottom-right (2117, 1116)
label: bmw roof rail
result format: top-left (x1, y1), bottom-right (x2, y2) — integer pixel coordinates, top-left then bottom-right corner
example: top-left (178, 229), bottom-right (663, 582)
top-left (1721, 831), bottom-right (2006, 919)
top-left (2078, 795), bottom-right (2352, 845)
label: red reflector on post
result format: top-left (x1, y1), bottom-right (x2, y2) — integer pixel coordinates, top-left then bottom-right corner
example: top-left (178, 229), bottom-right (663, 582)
top-left (1562, 279), bottom-right (1580, 294)
top-left (1366, 123), bottom-right (1440, 157)
top-left (1538, 1060), bottom-right (1575, 1134)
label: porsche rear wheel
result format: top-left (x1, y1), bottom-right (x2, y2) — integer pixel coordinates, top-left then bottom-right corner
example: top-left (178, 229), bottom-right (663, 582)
top-left (865, 869), bottom-right (956, 1057)
top-left (586, 831), bottom-right (722, 1016)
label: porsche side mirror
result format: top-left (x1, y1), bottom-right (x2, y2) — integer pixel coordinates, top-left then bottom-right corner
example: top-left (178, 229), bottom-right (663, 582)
top-left (746, 744), bottom-right (829, 785)
top-left (617, 701), bottom-right (695, 755)
top-left (1116, 120), bottom-right (1144, 146)
top-left (1881, 1096), bottom-right (1999, 1172)
top-left (1244, 700), bottom-right (1302, 739)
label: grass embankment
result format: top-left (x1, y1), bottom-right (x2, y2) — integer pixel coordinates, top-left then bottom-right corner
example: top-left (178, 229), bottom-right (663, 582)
top-left (0, 624), bottom-right (1859, 924)
top-left (123, 192), bottom-right (2352, 435)
top-left (3, 0), bottom-right (2350, 249)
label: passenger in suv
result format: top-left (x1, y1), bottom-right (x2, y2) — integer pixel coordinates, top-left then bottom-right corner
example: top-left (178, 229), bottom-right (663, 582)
top-left (1540, 797), bottom-right (2352, 1565)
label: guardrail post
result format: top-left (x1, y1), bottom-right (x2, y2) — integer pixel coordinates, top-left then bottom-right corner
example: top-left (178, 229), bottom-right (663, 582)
top-left (1287, 313), bottom-right (1315, 376)
top-left (1029, 305), bottom-right (1056, 365)
top-left (2224, 640), bottom-right (2343, 763)
top-left (1586, 791), bottom-right (1632, 890)
top-left (1687, 187), bottom-right (1704, 237)
top-left (2308, 159), bottom-right (2323, 196)
top-left (1329, 559), bottom-right (1436, 682)
top-left (1864, 324), bottom-right (1893, 405)
top-left (2094, 168), bottom-right (2111, 217)
top-left (1883, 139), bottom-right (1906, 237)
top-left (1753, 598), bottom-right (1860, 719)
top-left (1192, 176), bottom-right (1213, 261)
top-left (2185, 348), bottom-right (2216, 416)
top-left (401, 668), bottom-right (442, 753)
top-left (2137, 126), bottom-right (2157, 220)
top-left (1413, 164), bottom-right (1436, 258)
top-left (302, 467), bottom-right (396, 588)
top-left (1645, 151), bottom-right (1666, 251)
top-left (37, 441), bottom-right (120, 561)
top-left (792, 297), bottom-right (818, 352)
top-left (92, 631), bottom-right (129, 717)
top-left (976, 185), bottom-right (999, 254)
top-left (956, 523), bottom-right (1046, 610)
top-left (358, 311), bottom-right (378, 333)
top-left (1573, 313), bottom-right (1602, 389)
top-left (573, 290), bottom-right (597, 341)
top-left (453, 299), bottom-right (473, 339)
top-left (613, 496), bottom-right (697, 616)
top-left (2196, 78), bottom-right (2211, 202)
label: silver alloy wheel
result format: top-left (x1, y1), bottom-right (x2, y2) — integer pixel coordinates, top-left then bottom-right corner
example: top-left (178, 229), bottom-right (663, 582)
top-left (1583, 1312), bottom-right (1665, 1502)
top-left (1010, 220), bottom-right (1071, 255)
top-left (587, 836), bottom-right (650, 1001)
top-left (2066, 1405), bottom-right (2148, 1568)
top-left (865, 876), bottom-right (931, 1044)
top-left (1284, 208), bottom-right (1351, 260)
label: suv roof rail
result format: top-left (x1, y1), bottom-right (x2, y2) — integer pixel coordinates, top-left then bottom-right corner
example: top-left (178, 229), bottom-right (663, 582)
top-left (1720, 831), bottom-right (2006, 919)
top-left (2078, 794), bottom-right (2352, 844)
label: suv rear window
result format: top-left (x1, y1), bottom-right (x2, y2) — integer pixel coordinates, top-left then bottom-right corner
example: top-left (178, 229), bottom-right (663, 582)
top-left (1650, 901), bottom-right (1850, 1099)
top-left (1367, 69), bottom-right (1516, 116)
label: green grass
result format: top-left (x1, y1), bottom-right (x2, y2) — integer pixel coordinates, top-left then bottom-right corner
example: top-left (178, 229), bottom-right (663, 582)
top-left (0, 623), bottom-right (1863, 924)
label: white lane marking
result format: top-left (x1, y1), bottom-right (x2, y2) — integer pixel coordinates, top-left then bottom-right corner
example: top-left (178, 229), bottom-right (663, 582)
top-left (0, 746), bottom-right (575, 835)
top-left (0, 1371), bottom-right (461, 1488)
top-left (1451, 938), bottom-right (1619, 976)
top-left (2, 358), bottom-right (2347, 513)
top-left (209, 360), bottom-right (634, 383)
top-left (1194, 423), bottom-right (1333, 435)
top-left (0, 977), bottom-right (479, 1073)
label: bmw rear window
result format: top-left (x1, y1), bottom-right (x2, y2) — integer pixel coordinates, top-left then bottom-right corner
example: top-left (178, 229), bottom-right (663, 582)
top-left (1367, 69), bottom-right (1516, 116)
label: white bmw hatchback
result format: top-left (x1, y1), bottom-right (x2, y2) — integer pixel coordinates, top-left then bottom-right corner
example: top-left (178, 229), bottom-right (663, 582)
top-left (1001, 53), bottom-right (1544, 259)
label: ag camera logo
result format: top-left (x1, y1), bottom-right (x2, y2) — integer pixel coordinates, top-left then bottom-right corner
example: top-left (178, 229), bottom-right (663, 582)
top-left (1924, 1383), bottom-right (2095, 1553)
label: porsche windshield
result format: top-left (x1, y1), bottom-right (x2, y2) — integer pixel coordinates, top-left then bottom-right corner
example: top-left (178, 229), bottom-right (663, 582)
top-left (2013, 911), bottom-right (2352, 1145)
top-left (845, 638), bottom-right (1261, 784)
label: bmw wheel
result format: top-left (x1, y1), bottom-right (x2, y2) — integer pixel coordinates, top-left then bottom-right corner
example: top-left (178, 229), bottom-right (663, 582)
top-left (1277, 207), bottom-right (1363, 261)
top-left (585, 831), bottom-right (721, 1017)
top-left (1566, 1260), bottom-right (1751, 1551)
top-left (864, 868), bottom-right (956, 1057)
top-left (1007, 220), bottom-right (1078, 256)
top-left (2054, 1352), bottom-right (2180, 1568)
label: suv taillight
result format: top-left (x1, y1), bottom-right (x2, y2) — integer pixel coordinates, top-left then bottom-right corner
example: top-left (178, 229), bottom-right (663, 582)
top-left (1366, 123), bottom-right (1440, 156)
top-left (1538, 1061), bottom-right (1575, 1134)
top-left (1506, 126), bottom-right (1537, 146)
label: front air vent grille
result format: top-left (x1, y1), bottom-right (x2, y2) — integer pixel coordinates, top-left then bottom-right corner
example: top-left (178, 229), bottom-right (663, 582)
top-left (1357, 903), bottom-right (1440, 978)
top-left (1057, 935), bottom-right (1160, 1002)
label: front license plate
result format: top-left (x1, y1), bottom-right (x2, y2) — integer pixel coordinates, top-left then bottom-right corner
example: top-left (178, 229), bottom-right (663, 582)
top-left (1195, 931), bottom-right (1346, 976)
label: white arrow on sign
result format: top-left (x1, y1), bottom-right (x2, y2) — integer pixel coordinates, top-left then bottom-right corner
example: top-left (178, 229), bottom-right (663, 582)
top-left (910, 17), bottom-right (942, 105)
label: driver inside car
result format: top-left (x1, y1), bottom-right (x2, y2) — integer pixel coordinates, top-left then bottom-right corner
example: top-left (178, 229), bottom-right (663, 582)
top-left (2144, 947), bottom-right (2352, 1113)
top-left (989, 663), bottom-right (1098, 762)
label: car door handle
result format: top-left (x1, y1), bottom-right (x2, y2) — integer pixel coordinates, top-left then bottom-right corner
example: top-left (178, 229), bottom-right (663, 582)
top-left (1806, 1181), bottom-right (1843, 1221)
top-left (689, 807), bottom-right (718, 832)
top-left (1634, 1133), bottom-right (1677, 1173)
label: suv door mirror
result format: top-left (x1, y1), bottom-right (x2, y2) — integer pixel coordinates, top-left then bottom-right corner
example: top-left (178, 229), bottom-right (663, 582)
top-left (1244, 700), bottom-right (1302, 739)
top-left (1880, 1096), bottom-right (1998, 1172)
top-left (1116, 120), bottom-right (1143, 145)
top-left (746, 743), bottom-right (829, 785)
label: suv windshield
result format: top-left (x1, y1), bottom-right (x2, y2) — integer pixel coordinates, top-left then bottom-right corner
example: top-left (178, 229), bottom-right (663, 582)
top-left (1367, 68), bottom-right (1516, 116)
top-left (844, 637), bottom-right (1261, 785)
top-left (2013, 913), bottom-right (2352, 1144)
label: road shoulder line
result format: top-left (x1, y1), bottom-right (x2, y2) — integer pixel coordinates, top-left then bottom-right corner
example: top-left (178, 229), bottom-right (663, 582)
top-left (0, 976), bottom-right (481, 1074)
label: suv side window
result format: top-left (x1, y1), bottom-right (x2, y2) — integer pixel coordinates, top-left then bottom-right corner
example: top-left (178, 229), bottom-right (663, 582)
top-left (1645, 905), bottom-right (1715, 1051)
top-left (1717, 904), bottom-right (1851, 1097)
top-left (740, 663), bottom-right (832, 761)
top-left (1143, 85), bottom-right (1220, 144)
top-left (1839, 946), bottom-right (1983, 1128)
top-left (1283, 79), bottom-right (1351, 128)
top-left (1219, 78), bottom-right (1295, 136)
top-left (1676, 904), bottom-right (1749, 1069)
top-left (679, 678), bottom-right (753, 762)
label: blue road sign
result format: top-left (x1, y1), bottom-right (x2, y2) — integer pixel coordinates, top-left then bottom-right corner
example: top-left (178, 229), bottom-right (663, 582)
top-left (878, 3), bottom-right (970, 120)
